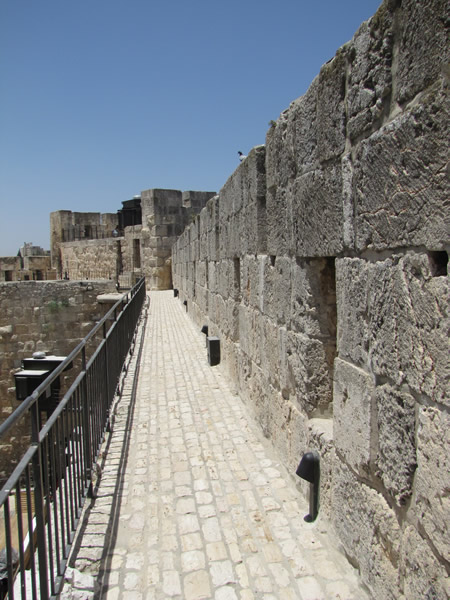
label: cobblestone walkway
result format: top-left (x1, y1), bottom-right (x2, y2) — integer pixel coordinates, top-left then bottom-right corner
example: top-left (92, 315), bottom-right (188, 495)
top-left (61, 291), bottom-right (369, 600)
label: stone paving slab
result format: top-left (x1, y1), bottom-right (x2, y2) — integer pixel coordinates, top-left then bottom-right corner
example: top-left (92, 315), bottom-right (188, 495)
top-left (60, 291), bottom-right (370, 600)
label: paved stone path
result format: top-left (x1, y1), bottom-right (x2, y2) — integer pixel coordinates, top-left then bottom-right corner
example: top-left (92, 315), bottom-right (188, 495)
top-left (61, 291), bottom-right (369, 600)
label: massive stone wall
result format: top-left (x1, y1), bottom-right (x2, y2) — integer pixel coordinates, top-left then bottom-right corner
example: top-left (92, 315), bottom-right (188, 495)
top-left (0, 280), bottom-right (116, 482)
top-left (172, 1), bottom-right (449, 598)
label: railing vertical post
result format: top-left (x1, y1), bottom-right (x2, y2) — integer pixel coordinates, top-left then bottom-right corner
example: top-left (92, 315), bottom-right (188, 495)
top-left (103, 321), bottom-right (111, 432)
top-left (80, 347), bottom-right (93, 497)
top-left (31, 397), bottom-right (50, 600)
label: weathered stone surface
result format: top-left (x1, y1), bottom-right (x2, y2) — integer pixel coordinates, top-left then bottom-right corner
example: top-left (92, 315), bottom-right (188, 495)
top-left (332, 461), bottom-right (402, 600)
top-left (395, 0), bottom-right (450, 105)
top-left (292, 162), bottom-right (344, 257)
top-left (375, 384), bottom-right (416, 505)
top-left (335, 257), bottom-right (370, 369)
top-left (290, 257), bottom-right (336, 340)
top-left (266, 184), bottom-right (292, 257)
top-left (400, 526), bottom-right (450, 600)
top-left (287, 331), bottom-right (333, 417)
top-left (333, 358), bottom-right (374, 476)
top-left (337, 253), bottom-right (449, 405)
top-left (346, 6), bottom-right (394, 141)
top-left (414, 406), bottom-right (450, 563)
top-left (261, 256), bottom-right (291, 325)
top-left (316, 50), bottom-right (347, 161)
top-left (354, 84), bottom-right (449, 252)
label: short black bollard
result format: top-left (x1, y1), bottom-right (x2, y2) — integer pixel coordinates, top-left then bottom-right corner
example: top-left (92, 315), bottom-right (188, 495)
top-left (207, 336), bottom-right (220, 366)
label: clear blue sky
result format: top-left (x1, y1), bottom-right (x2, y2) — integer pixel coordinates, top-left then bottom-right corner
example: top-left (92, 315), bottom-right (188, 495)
top-left (0, 0), bottom-right (381, 256)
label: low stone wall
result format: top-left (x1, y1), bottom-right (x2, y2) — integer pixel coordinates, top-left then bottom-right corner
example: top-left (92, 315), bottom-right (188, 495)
top-left (0, 280), bottom-right (116, 482)
top-left (172, 1), bottom-right (449, 598)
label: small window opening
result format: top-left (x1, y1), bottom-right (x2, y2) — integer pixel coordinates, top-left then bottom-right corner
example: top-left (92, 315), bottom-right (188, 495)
top-left (270, 255), bottom-right (276, 267)
top-left (429, 251), bottom-right (448, 277)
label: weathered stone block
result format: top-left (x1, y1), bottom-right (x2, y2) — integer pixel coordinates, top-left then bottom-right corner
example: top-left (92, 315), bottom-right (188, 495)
top-left (375, 384), bottom-right (416, 505)
top-left (258, 316), bottom-right (282, 389)
top-left (238, 304), bottom-right (261, 368)
top-left (400, 526), bottom-right (450, 600)
top-left (261, 256), bottom-right (291, 325)
top-left (290, 257), bottom-right (337, 340)
top-left (354, 84), bottom-right (449, 251)
top-left (414, 406), bottom-right (450, 563)
top-left (266, 184), bottom-right (292, 257)
top-left (241, 255), bottom-right (262, 310)
top-left (337, 254), bottom-right (449, 405)
top-left (307, 418), bottom-right (334, 520)
top-left (346, 7), bottom-right (394, 141)
top-left (332, 461), bottom-right (402, 600)
top-left (395, 0), bottom-right (449, 105)
top-left (333, 358), bottom-right (374, 476)
top-left (316, 50), bottom-right (347, 161)
top-left (286, 331), bottom-right (333, 416)
top-left (266, 108), bottom-right (293, 192)
top-left (292, 162), bottom-right (344, 257)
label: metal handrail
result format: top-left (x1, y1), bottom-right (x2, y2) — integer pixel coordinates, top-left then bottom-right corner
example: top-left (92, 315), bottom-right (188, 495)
top-left (0, 277), bottom-right (146, 599)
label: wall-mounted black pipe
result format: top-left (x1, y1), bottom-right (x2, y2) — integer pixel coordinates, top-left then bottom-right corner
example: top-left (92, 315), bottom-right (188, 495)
top-left (296, 451), bottom-right (320, 521)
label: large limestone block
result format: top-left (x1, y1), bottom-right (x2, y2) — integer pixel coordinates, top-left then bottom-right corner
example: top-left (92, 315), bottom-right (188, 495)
top-left (354, 83), bottom-right (449, 251)
top-left (266, 184), bottom-right (292, 257)
top-left (290, 257), bottom-right (337, 339)
top-left (414, 406), bottom-right (450, 563)
top-left (292, 161), bottom-right (344, 257)
top-left (400, 526), bottom-right (450, 600)
top-left (266, 106), bottom-right (296, 192)
top-left (333, 358), bottom-right (374, 477)
top-left (241, 255), bottom-right (263, 310)
top-left (286, 330), bottom-right (333, 416)
top-left (219, 146), bottom-right (265, 236)
top-left (336, 257), bottom-right (370, 368)
top-left (395, 0), bottom-right (450, 105)
top-left (207, 260), bottom-right (217, 294)
top-left (238, 304), bottom-right (262, 367)
top-left (258, 316), bottom-right (282, 389)
top-left (337, 254), bottom-right (449, 404)
top-left (332, 461), bottom-right (402, 600)
top-left (375, 384), bottom-right (416, 505)
top-left (260, 256), bottom-right (291, 325)
top-left (346, 6), bottom-right (394, 141)
top-left (196, 260), bottom-right (207, 287)
top-left (367, 253), bottom-right (449, 404)
top-left (316, 50), bottom-right (347, 162)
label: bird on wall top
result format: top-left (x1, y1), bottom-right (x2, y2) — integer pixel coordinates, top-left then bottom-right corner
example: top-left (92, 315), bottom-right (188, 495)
top-left (238, 151), bottom-right (247, 162)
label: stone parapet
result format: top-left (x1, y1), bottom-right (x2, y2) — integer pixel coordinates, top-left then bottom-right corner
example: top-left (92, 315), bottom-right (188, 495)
top-left (172, 1), bottom-right (449, 597)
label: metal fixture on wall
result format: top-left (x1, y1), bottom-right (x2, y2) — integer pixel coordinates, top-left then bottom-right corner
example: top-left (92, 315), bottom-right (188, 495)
top-left (296, 451), bottom-right (320, 521)
top-left (201, 325), bottom-right (209, 346)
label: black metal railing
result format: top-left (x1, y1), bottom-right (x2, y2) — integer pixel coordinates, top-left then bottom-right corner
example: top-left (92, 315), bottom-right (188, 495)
top-left (0, 277), bottom-right (146, 599)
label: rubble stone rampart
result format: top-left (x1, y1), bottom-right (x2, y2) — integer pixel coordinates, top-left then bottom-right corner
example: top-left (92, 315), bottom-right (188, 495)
top-left (172, 1), bottom-right (449, 597)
